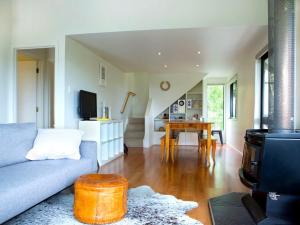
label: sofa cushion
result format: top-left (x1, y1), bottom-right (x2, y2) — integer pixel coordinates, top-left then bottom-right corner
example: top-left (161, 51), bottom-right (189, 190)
top-left (0, 123), bottom-right (37, 167)
top-left (0, 158), bottom-right (96, 224)
top-left (26, 129), bottom-right (83, 160)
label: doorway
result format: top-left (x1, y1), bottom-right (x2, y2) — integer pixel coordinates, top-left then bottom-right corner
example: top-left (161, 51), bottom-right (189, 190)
top-left (207, 85), bottom-right (224, 131)
top-left (16, 48), bottom-right (55, 128)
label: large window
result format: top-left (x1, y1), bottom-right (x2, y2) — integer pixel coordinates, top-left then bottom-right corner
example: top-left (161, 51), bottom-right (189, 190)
top-left (207, 85), bottom-right (224, 130)
top-left (260, 52), bottom-right (269, 129)
top-left (229, 81), bottom-right (237, 119)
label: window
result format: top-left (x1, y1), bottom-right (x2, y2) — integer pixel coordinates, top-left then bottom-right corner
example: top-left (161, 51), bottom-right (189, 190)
top-left (207, 85), bottom-right (224, 130)
top-left (260, 52), bottom-right (269, 129)
top-left (229, 81), bottom-right (237, 119)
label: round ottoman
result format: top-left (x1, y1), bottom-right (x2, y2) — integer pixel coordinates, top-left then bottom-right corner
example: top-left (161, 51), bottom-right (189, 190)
top-left (74, 174), bottom-right (128, 224)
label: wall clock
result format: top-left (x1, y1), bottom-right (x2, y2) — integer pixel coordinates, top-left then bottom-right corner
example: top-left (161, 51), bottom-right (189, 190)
top-left (160, 81), bottom-right (171, 91)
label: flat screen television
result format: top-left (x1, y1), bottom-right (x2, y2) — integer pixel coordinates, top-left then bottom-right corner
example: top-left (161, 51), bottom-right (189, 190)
top-left (79, 90), bottom-right (97, 120)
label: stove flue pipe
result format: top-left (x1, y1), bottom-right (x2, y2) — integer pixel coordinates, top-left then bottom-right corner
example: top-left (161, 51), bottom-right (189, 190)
top-left (268, 0), bottom-right (296, 132)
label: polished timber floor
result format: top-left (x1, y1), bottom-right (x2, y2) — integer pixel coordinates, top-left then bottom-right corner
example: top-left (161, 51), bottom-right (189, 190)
top-left (100, 144), bottom-right (249, 225)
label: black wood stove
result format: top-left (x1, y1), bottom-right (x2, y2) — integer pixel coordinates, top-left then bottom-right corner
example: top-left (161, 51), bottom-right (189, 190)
top-left (239, 129), bottom-right (300, 224)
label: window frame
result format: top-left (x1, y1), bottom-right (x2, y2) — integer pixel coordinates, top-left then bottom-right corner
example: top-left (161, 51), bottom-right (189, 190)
top-left (229, 80), bottom-right (237, 119)
top-left (260, 52), bottom-right (269, 129)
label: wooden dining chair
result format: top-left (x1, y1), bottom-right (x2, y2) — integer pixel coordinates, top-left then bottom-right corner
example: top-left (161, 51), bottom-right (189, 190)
top-left (198, 135), bottom-right (217, 163)
top-left (160, 135), bottom-right (177, 163)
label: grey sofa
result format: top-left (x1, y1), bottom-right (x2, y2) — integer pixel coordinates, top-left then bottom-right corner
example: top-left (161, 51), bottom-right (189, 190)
top-left (0, 123), bottom-right (98, 224)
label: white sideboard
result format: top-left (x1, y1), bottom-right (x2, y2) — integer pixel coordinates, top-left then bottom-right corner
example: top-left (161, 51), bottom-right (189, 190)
top-left (79, 120), bottom-right (124, 167)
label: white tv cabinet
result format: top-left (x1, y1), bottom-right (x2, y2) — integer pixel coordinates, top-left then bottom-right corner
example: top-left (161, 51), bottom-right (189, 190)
top-left (79, 120), bottom-right (124, 167)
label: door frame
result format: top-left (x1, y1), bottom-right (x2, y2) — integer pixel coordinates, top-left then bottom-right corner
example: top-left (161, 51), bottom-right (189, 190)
top-left (204, 81), bottom-right (227, 143)
top-left (206, 84), bottom-right (225, 130)
top-left (13, 46), bottom-right (56, 127)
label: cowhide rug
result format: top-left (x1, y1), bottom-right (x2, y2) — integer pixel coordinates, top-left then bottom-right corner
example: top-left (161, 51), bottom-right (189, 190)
top-left (5, 186), bottom-right (203, 225)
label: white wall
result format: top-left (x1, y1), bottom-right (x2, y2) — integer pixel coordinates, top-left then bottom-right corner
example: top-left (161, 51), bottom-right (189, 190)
top-left (226, 1), bottom-right (300, 152)
top-left (147, 72), bottom-right (206, 146)
top-left (149, 73), bottom-right (206, 118)
top-left (6, 0), bottom-right (267, 126)
top-left (43, 49), bottom-right (55, 128)
top-left (65, 38), bottom-right (129, 128)
top-left (226, 34), bottom-right (268, 152)
top-left (126, 72), bottom-right (149, 118)
top-left (12, 0), bottom-right (267, 43)
top-left (45, 60), bottom-right (55, 127)
top-left (0, 0), bottom-right (12, 123)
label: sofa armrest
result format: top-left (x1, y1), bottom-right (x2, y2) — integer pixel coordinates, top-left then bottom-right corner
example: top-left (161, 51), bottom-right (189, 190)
top-left (80, 141), bottom-right (98, 171)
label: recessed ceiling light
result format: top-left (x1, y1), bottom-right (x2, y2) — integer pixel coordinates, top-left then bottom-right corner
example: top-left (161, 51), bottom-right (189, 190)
top-left (158, 52), bottom-right (162, 56)
top-left (196, 64), bottom-right (200, 67)
top-left (164, 64), bottom-right (168, 68)
top-left (197, 51), bottom-right (201, 55)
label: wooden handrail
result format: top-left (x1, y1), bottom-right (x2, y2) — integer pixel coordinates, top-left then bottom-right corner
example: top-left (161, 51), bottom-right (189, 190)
top-left (120, 91), bottom-right (136, 113)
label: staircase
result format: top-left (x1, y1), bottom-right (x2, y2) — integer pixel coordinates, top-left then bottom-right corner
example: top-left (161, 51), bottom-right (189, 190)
top-left (125, 118), bottom-right (145, 148)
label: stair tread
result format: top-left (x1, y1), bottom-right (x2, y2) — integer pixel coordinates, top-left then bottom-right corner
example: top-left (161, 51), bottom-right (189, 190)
top-left (125, 132), bottom-right (144, 135)
top-left (127, 124), bottom-right (145, 127)
top-left (125, 138), bottom-right (144, 141)
top-left (127, 129), bottom-right (144, 132)
top-left (125, 130), bottom-right (144, 133)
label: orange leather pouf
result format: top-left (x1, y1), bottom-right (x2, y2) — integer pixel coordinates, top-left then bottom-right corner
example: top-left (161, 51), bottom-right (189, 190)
top-left (74, 174), bottom-right (128, 224)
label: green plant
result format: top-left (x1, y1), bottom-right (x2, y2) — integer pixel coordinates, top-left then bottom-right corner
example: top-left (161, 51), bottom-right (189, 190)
top-left (207, 85), bottom-right (224, 130)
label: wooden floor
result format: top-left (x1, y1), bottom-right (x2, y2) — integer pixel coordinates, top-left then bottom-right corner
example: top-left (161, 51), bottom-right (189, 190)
top-left (100, 144), bottom-right (249, 225)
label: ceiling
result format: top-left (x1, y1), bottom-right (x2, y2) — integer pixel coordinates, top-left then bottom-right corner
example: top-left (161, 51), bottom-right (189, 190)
top-left (70, 26), bottom-right (267, 77)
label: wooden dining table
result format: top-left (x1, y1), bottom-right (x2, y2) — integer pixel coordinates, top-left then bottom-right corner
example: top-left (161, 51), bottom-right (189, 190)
top-left (165, 120), bottom-right (213, 166)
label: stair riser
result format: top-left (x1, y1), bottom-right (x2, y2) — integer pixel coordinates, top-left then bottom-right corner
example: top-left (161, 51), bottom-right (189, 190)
top-left (125, 132), bottom-right (144, 138)
top-left (128, 118), bottom-right (145, 124)
top-left (126, 144), bottom-right (143, 148)
top-left (126, 124), bottom-right (145, 131)
top-left (125, 139), bottom-right (143, 148)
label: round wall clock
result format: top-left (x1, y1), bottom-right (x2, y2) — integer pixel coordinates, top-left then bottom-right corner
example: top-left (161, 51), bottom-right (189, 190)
top-left (160, 81), bottom-right (171, 91)
top-left (178, 100), bottom-right (185, 106)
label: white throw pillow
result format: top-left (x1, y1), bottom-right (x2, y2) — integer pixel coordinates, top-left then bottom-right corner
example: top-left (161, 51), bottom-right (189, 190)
top-left (26, 129), bottom-right (84, 160)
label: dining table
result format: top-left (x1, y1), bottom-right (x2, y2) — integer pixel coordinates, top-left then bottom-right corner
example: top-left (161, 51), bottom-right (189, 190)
top-left (165, 120), bottom-right (213, 166)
